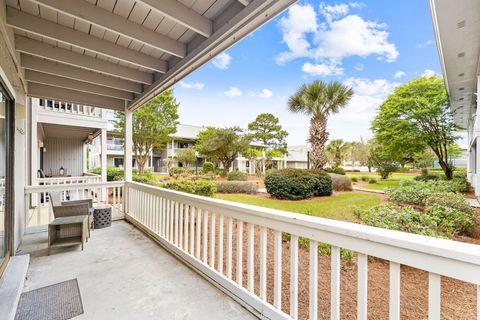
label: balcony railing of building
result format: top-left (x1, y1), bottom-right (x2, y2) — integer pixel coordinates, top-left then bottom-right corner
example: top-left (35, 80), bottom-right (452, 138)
top-left (37, 99), bottom-right (102, 117)
top-left (107, 144), bottom-right (124, 151)
top-left (23, 180), bottom-right (480, 319)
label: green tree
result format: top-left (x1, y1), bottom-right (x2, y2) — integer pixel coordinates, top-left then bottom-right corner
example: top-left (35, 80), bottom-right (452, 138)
top-left (288, 80), bottom-right (354, 168)
top-left (370, 145), bottom-right (398, 179)
top-left (114, 89), bottom-right (179, 173)
top-left (175, 148), bottom-right (196, 167)
top-left (371, 76), bottom-right (459, 179)
top-left (326, 139), bottom-right (351, 167)
top-left (195, 127), bottom-right (251, 175)
top-left (247, 113), bottom-right (288, 153)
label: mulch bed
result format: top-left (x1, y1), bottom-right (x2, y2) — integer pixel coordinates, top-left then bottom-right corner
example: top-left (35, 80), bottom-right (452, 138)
top-left (191, 217), bottom-right (478, 320)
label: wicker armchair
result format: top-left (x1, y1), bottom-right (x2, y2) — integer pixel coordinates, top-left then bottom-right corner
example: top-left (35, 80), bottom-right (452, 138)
top-left (49, 192), bottom-right (91, 239)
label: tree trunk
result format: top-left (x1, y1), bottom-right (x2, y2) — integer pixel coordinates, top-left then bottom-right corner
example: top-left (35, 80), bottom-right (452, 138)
top-left (438, 158), bottom-right (453, 179)
top-left (308, 114), bottom-right (329, 169)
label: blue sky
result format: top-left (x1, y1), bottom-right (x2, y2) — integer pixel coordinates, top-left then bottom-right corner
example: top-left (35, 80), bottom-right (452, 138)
top-left (173, 0), bottom-right (442, 146)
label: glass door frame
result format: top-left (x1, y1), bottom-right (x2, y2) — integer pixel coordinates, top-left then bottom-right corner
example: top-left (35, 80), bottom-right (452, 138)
top-left (0, 79), bottom-right (14, 278)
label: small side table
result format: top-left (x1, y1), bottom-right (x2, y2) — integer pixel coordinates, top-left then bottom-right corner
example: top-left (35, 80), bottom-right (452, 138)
top-left (48, 215), bottom-right (88, 255)
top-left (93, 206), bottom-right (112, 229)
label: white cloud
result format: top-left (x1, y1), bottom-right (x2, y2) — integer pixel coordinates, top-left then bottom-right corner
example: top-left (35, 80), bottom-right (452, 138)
top-left (393, 71), bottom-right (405, 79)
top-left (416, 40), bottom-right (434, 48)
top-left (258, 89), bottom-right (273, 98)
top-left (276, 4), bottom-right (318, 64)
top-left (422, 69), bottom-right (436, 77)
top-left (354, 63), bottom-right (364, 71)
top-left (343, 77), bottom-right (399, 97)
top-left (179, 81), bottom-right (205, 89)
top-left (302, 62), bottom-right (343, 76)
top-left (328, 77), bottom-right (398, 135)
top-left (212, 52), bottom-right (232, 70)
top-left (224, 87), bottom-right (242, 97)
top-left (314, 15), bottom-right (399, 63)
top-left (276, 3), bottom-right (398, 70)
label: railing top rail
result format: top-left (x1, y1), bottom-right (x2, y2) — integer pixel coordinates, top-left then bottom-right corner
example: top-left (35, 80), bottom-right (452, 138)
top-left (126, 181), bottom-right (480, 279)
top-left (25, 181), bottom-right (124, 193)
top-left (37, 175), bottom-right (101, 180)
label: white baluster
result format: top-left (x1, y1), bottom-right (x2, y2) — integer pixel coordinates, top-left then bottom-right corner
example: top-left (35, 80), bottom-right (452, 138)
top-left (274, 230), bottom-right (282, 309)
top-left (389, 262), bottom-right (401, 320)
top-left (259, 227), bottom-right (267, 301)
top-left (290, 235), bottom-right (298, 319)
top-left (357, 253), bottom-right (368, 320)
top-left (331, 246), bottom-right (341, 320)
top-left (309, 240), bottom-right (318, 320)
top-left (428, 273), bottom-right (441, 320)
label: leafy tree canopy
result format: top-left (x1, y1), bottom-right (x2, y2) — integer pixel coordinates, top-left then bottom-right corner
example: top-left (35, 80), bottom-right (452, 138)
top-left (195, 127), bottom-right (251, 175)
top-left (175, 148), bottom-right (196, 167)
top-left (371, 76), bottom-right (459, 179)
top-left (247, 113), bottom-right (288, 153)
top-left (114, 89), bottom-right (179, 173)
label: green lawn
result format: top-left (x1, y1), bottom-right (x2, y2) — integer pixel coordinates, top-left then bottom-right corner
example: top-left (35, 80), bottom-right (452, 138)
top-left (347, 172), bottom-right (416, 191)
top-left (216, 192), bottom-right (382, 222)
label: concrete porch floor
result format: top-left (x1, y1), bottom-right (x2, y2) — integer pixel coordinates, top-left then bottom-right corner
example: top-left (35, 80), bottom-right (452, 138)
top-left (17, 221), bottom-right (256, 320)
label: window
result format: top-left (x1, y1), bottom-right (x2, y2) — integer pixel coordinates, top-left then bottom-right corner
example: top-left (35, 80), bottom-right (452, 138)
top-left (177, 142), bottom-right (190, 149)
top-left (114, 158), bottom-right (124, 168)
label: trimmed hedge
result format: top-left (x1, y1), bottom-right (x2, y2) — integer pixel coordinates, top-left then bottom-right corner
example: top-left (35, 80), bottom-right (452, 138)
top-left (328, 173), bottom-right (352, 191)
top-left (325, 167), bottom-right (346, 175)
top-left (215, 181), bottom-right (258, 194)
top-left (161, 179), bottom-right (216, 197)
top-left (265, 168), bottom-right (332, 200)
top-left (227, 170), bottom-right (248, 181)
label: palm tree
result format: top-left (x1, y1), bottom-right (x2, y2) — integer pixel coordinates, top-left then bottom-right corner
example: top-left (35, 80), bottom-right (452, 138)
top-left (288, 81), bottom-right (353, 168)
top-left (326, 139), bottom-right (351, 167)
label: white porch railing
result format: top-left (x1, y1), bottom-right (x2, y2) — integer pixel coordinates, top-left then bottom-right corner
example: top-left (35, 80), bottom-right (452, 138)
top-left (24, 181), bottom-right (124, 230)
top-left (124, 181), bottom-right (480, 320)
top-left (37, 175), bottom-right (102, 186)
top-left (37, 99), bottom-right (102, 117)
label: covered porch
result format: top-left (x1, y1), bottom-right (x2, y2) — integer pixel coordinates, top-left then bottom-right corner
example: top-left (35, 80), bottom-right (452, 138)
top-left (18, 220), bottom-right (255, 319)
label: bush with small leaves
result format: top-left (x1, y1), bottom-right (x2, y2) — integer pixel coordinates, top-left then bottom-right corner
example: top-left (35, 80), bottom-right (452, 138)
top-left (325, 166), bottom-right (346, 175)
top-left (202, 161), bottom-right (214, 173)
top-left (161, 179), bottom-right (216, 197)
top-left (227, 170), bottom-right (248, 181)
top-left (361, 176), bottom-right (369, 182)
top-left (368, 178), bottom-right (377, 184)
top-left (351, 177), bottom-right (358, 182)
top-left (328, 173), bottom-right (352, 191)
top-left (215, 181), bottom-right (258, 194)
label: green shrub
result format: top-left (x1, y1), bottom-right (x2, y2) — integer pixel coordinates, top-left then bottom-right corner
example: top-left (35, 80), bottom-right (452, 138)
top-left (386, 180), bottom-right (469, 206)
top-left (328, 173), bottom-right (352, 191)
top-left (307, 169), bottom-right (333, 196)
top-left (354, 203), bottom-right (473, 238)
top-left (161, 179), bottom-right (216, 197)
top-left (215, 168), bottom-right (225, 176)
top-left (202, 161), bottom-right (214, 173)
top-left (215, 181), bottom-right (258, 194)
top-left (89, 167), bottom-right (124, 181)
top-left (420, 168), bottom-right (429, 176)
top-left (265, 170), bottom-right (315, 200)
top-left (325, 167), bottom-right (346, 175)
top-left (351, 177), bottom-right (358, 182)
top-left (361, 176), bottom-right (369, 182)
top-left (169, 166), bottom-right (185, 176)
top-left (227, 170), bottom-right (248, 181)
top-left (133, 173), bottom-right (154, 184)
top-left (414, 174), bottom-right (439, 182)
top-left (368, 178), bottom-right (377, 184)
top-left (265, 169), bottom-right (332, 200)
top-left (425, 192), bottom-right (474, 218)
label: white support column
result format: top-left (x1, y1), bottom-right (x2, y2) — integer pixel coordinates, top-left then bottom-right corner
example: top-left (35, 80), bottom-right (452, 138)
top-left (30, 97), bottom-right (38, 185)
top-left (82, 143), bottom-right (88, 174)
top-left (476, 139), bottom-right (480, 196)
top-left (30, 97), bottom-right (39, 207)
top-left (125, 107), bottom-right (133, 182)
top-left (101, 127), bottom-right (107, 201)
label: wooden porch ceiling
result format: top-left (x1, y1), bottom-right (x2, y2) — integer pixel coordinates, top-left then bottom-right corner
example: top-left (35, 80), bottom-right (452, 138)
top-left (5, 0), bottom-right (296, 111)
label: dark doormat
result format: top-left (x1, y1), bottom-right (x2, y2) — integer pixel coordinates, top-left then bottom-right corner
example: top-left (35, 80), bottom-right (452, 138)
top-left (15, 279), bottom-right (84, 320)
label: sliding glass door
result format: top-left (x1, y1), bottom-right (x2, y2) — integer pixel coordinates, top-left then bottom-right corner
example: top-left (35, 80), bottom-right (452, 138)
top-left (0, 83), bottom-right (13, 275)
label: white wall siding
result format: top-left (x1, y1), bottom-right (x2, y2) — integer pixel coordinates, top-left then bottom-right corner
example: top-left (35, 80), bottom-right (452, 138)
top-left (43, 138), bottom-right (84, 176)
